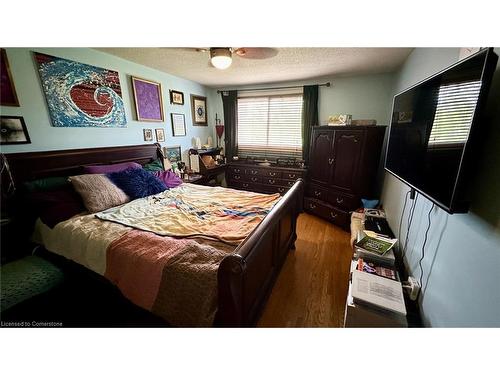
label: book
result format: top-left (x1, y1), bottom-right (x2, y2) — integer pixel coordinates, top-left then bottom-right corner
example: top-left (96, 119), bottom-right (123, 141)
top-left (351, 270), bottom-right (406, 316)
top-left (354, 247), bottom-right (395, 266)
top-left (355, 234), bottom-right (397, 256)
top-left (357, 258), bottom-right (397, 280)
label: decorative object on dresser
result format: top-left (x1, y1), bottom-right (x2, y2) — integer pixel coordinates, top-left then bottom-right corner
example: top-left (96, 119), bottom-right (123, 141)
top-left (304, 125), bottom-right (386, 230)
top-left (226, 161), bottom-right (306, 196)
top-left (131, 76), bottom-right (164, 122)
top-left (328, 114), bottom-right (352, 126)
top-left (190, 94), bottom-right (207, 126)
top-left (0, 49), bottom-right (19, 106)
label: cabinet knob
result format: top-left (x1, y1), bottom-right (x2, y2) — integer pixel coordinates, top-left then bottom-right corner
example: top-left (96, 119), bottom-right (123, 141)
top-left (314, 191), bottom-right (321, 197)
top-left (234, 168), bottom-right (240, 173)
top-left (330, 212), bottom-right (337, 219)
top-left (269, 179), bottom-right (275, 184)
top-left (336, 197), bottom-right (344, 204)
top-left (243, 183), bottom-right (249, 188)
top-left (288, 174), bottom-right (296, 178)
top-left (234, 175), bottom-right (241, 180)
top-left (251, 170), bottom-right (258, 175)
top-left (309, 204), bottom-right (316, 209)
top-left (270, 172), bottom-right (276, 176)
top-left (278, 188), bottom-right (285, 193)
top-left (328, 158), bottom-right (334, 165)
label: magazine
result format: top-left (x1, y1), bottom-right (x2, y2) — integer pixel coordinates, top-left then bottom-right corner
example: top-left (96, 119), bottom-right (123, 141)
top-left (357, 258), bottom-right (397, 280)
top-left (354, 234), bottom-right (397, 256)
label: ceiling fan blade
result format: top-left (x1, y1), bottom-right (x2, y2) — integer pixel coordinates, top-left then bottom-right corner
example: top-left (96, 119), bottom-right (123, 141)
top-left (234, 47), bottom-right (278, 59)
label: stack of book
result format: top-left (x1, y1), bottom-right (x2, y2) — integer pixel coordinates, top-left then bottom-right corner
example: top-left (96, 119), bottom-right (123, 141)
top-left (353, 233), bottom-right (397, 266)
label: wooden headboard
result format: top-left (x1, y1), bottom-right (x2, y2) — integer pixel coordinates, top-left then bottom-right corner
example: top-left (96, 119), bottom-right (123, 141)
top-left (4, 143), bottom-right (163, 186)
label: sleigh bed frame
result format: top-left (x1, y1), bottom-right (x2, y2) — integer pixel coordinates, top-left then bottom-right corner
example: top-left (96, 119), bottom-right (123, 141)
top-left (4, 144), bottom-right (303, 327)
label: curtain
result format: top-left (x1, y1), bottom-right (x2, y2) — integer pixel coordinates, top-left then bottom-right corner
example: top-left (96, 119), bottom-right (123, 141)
top-left (301, 85), bottom-right (319, 164)
top-left (221, 90), bottom-right (238, 161)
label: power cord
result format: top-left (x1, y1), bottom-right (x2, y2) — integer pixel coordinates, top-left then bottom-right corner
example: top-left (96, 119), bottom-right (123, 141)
top-left (398, 190), bottom-right (411, 251)
top-left (402, 193), bottom-right (418, 259)
top-left (419, 202), bottom-right (435, 289)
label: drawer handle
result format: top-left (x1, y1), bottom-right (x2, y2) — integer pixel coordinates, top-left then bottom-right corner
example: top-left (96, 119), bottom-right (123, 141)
top-left (269, 179), bottom-right (275, 184)
top-left (288, 181), bottom-right (294, 186)
top-left (278, 188), bottom-right (285, 193)
top-left (234, 175), bottom-right (241, 180)
top-left (251, 177), bottom-right (258, 182)
top-left (251, 170), bottom-right (258, 175)
top-left (336, 197), bottom-right (344, 204)
top-left (309, 204), bottom-right (316, 209)
top-left (234, 168), bottom-right (240, 173)
top-left (314, 191), bottom-right (321, 197)
top-left (330, 212), bottom-right (337, 219)
top-left (288, 174), bottom-right (296, 178)
top-left (328, 158), bottom-right (334, 165)
top-left (243, 183), bottom-right (249, 188)
top-left (269, 172), bottom-right (277, 176)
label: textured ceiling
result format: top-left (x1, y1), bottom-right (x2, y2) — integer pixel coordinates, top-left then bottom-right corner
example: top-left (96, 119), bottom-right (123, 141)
top-left (97, 48), bottom-right (413, 87)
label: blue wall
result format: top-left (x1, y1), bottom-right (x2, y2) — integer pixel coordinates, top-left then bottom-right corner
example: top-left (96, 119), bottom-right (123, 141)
top-left (0, 48), bottom-right (216, 163)
top-left (381, 48), bottom-right (500, 327)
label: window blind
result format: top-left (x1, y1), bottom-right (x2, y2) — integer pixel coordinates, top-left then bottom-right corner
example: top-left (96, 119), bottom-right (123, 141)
top-left (429, 80), bottom-right (482, 145)
top-left (237, 94), bottom-right (303, 160)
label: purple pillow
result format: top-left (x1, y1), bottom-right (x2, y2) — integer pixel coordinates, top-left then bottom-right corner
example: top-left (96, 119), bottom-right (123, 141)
top-left (83, 162), bottom-right (142, 174)
top-left (152, 170), bottom-right (183, 188)
top-left (107, 168), bottom-right (168, 200)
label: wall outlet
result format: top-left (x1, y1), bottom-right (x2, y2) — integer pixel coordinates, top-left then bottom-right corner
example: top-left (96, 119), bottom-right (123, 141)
top-left (407, 276), bottom-right (420, 301)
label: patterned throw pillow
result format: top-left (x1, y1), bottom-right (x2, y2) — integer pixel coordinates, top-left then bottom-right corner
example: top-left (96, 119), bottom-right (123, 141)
top-left (69, 174), bottom-right (130, 213)
top-left (107, 168), bottom-right (168, 200)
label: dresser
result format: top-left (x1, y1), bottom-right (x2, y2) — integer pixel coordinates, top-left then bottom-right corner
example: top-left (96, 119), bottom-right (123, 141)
top-left (226, 162), bottom-right (306, 196)
top-left (304, 126), bottom-right (386, 230)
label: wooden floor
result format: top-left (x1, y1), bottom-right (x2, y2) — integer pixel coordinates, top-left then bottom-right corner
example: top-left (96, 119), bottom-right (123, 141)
top-left (257, 213), bottom-right (353, 327)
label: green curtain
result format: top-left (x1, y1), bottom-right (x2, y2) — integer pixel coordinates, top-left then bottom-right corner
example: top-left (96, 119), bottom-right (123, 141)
top-left (301, 85), bottom-right (319, 164)
top-left (221, 90), bottom-right (238, 161)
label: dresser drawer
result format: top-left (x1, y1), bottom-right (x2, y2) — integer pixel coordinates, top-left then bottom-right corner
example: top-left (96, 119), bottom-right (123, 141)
top-left (304, 198), bottom-right (350, 230)
top-left (306, 183), bottom-right (329, 201)
top-left (228, 173), bottom-right (244, 182)
top-left (327, 190), bottom-right (359, 211)
top-left (263, 169), bottom-right (282, 178)
top-left (263, 177), bottom-right (282, 186)
top-left (228, 166), bottom-right (245, 174)
top-left (245, 168), bottom-right (262, 176)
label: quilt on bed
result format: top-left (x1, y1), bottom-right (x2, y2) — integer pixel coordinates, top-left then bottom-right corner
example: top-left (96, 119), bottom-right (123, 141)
top-left (95, 183), bottom-right (281, 244)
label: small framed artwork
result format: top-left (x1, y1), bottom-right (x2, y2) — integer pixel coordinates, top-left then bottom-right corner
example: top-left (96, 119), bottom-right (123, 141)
top-left (143, 128), bottom-right (153, 142)
top-left (1, 49), bottom-right (20, 106)
top-left (131, 76), bottom-right (164, 122)
top-left (155, 128), bottom-right (165, 142)
top-left (165, 146), bottom-right (182, 163)
top-left (1, 116), bottom-right (31, 145)
top-left (190, 94), bottom-right (207, 126)
top-left (169, 90), bottom-right (184, 105)
top-left (171, 113), bottom-right (186, 137)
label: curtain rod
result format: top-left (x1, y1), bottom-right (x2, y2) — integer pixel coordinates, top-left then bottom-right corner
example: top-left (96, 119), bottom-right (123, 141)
top-left (217, 82), bottom-right (330, 94)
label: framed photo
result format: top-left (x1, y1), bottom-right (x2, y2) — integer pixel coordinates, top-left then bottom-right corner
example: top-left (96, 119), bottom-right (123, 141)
top-left (169, 90), bottom-right (184, 105)
top-left (1, 116), bottom-right (31, 145)
top-left (155, 128), bottom-right (165, 142)
top-left (190, 94), bottom-right (207, 126)
top-left (171, 113), bottom-right (186, 137)
top-left (143, 128), bottom-right (153, 142)
top-left (131, 76), bottom-right (164, 122)
top-left (1, 49), bottom-right (19, 106)
top-left (165, 146), bottom-right (182, 163)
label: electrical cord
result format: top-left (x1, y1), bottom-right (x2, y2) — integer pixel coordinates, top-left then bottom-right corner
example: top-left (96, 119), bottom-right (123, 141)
top-left (419, 202), bottom-right (435, 288)
top-left (398, 190), bottom-right (411, 250)
top-left (402, 193), bottom-right (418, 259)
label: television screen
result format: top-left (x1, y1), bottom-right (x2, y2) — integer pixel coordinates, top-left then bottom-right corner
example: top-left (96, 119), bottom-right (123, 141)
top-left (385, 48), bottom-right (498, 213)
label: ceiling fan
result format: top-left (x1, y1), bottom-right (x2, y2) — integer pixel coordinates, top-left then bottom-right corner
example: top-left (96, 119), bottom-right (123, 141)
top-left (194, 47), bottom-right (278, 69)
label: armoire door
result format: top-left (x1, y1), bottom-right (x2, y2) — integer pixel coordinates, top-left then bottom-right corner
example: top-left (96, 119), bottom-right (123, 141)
top-left (309, 129), bottom-right (334, 185)
top-left (329, 130), bottom-right (363, 192)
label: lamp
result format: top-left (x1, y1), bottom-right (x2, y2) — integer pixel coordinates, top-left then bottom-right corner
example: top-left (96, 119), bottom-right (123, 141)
top-left (210, 48), bottom-right (232, 70)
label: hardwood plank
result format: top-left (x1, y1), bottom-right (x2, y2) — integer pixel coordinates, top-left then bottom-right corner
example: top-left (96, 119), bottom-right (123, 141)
top-left (257, 213), bottom-right (353, 327)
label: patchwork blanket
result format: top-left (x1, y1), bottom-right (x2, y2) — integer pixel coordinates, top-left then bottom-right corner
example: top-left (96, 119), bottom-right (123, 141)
top-left (96, 183), bottom-right (281, 244)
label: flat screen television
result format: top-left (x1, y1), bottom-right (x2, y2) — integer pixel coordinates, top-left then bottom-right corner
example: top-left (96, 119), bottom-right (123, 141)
top-left (385, 48), bottom-right (498, 213)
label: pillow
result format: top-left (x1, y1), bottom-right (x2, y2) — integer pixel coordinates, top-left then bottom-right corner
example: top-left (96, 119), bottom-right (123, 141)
top-left (143, 159), bottom-right (164, 172)
top-left (69, 174), bottom-right (130, 213)
top-left (152, 170), bottom-right (183, 188)
top-left (23, 176), bottom-right (70, 193)
top-left (27, 186), bottom-right (86, 228)
top-left (83, 161), bottom-right (142, 174)
top-left (107, 168), bottom-right (167, 200)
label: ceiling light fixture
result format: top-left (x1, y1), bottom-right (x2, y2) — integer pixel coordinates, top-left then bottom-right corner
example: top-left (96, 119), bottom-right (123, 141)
top-left (210, 48), bottom-right (232, 70)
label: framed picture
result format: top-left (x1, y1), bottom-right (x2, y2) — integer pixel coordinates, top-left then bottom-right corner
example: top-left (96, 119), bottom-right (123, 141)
top-left (131, 76), bottom-right (164, 122)
top-left (171, 113), bottom-right (186, 137)
top-left (1, 116), bottom-right (31, 145)
top-left (34, 52), bottom-right (126, 127)
top-left (164, 146), bottom-right (182, 163)
top-left (328, 114), bottom-right (352, 126)
top-left (169, 90), bottom-right (184, 105)
top-left (143, 128), bottom-right (153, 142)
top-left (155, 128), bottom-right (165, 142)
top-left (190, 94), bottom-right (207, 126)
top-left (0, 49), bottom-right (19, 106)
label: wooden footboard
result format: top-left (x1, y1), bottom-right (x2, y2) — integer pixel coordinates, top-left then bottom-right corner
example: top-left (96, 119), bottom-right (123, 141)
top-left (215, 179), bottom-right (304, 327)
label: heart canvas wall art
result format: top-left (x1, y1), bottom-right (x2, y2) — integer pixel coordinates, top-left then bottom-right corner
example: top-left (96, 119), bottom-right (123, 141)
top-left (34, 52), bottom-right (127, 127)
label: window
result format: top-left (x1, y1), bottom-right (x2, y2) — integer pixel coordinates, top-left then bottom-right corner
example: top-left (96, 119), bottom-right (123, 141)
top-left (237, 92), bottom-right (303, 160)
top-left (429, 80), bottom-right (482, 145)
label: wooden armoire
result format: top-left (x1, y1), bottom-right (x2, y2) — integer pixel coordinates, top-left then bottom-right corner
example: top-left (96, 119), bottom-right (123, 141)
top-left (304, 125), bottom-right (386, 229)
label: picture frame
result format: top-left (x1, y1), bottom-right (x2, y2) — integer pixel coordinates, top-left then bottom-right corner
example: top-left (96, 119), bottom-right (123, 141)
top-left (190, 94), bottom-right (207, 126)
top-left (165, 146), bottom-right (182, 163)
top-left (143, 128), bottom-right (153, 142)
top-left (131, 76), bottom-right (164, 122)
top-left (170, 113), bottom-right (186, 137)
top-left (1, 49), bottom-right (20, 106)
top-left (1, 116), bottom-right (31, 145)
top-left (155, 128), bottom-right (165, 142)
top-left (169, 90), bottom-right (184, 105)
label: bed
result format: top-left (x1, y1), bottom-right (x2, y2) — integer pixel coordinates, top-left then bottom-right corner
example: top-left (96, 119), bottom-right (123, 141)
top-left (5, 144), bottom-right (304, 327)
